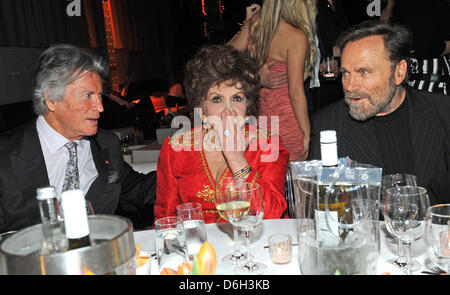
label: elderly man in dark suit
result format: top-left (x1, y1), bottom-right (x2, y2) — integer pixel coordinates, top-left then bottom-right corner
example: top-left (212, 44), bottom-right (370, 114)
top-left (309, 21), bottom-right (450, 205)
top-left (0, 44), bottom-right (156, 233)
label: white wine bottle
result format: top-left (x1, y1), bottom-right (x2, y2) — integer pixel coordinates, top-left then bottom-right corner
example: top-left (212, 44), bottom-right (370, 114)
top-left (37, 186), bottom-right (68, 255)
top-left (320, 130), bottom-right (338, 167)
top-left (316, 130), bottom-right (349, 246)
top-left (60, 189), bottom-right (91, 250)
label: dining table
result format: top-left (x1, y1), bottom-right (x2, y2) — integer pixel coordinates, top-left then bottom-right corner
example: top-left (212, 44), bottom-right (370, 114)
top-left (133, 218), bottom-right (433, 276)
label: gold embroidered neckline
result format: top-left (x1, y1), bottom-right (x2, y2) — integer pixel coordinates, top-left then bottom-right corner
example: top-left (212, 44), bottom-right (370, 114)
top-left (200, 148), bottom-right (230, 190)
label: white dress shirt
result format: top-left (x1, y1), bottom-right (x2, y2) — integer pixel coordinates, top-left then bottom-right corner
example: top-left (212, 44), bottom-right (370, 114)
top-left (36, 116), bottom-right (98, 198)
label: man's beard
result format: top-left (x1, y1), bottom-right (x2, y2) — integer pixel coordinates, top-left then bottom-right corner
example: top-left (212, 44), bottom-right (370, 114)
top-left (344, 74), bottom-right (398, 121)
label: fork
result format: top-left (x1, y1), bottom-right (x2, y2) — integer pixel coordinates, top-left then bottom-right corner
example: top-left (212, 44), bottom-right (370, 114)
top-left (424, 257), bottom-right (447, 274)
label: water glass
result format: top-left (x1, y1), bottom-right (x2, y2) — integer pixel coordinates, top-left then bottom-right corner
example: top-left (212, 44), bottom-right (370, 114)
top-left (176, 203), bottom-right (207, 260)
top-left (154, 216), bottom-right (188, 271)
top-left (425, 204), bottom-right (450, 272)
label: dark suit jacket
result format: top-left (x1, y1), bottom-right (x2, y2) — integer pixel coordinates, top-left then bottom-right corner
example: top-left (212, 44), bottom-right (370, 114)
top-left (309, 86), bottom-right (450, 205)
top-left (0, 120), bottom-right (157, 233)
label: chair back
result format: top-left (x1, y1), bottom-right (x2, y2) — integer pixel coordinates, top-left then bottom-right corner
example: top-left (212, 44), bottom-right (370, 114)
top-left (285, 167), bottom-right (295, 218)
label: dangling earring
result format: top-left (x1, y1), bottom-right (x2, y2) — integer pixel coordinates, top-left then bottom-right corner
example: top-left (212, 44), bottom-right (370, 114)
top-left (201, 114), bottom-right (209, 135)
top-left (201, 114), bottom-right (208, 127)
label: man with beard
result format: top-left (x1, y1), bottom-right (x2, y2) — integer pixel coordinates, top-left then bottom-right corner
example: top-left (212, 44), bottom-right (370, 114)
top-left (308, 21), bottom-right (450, 205)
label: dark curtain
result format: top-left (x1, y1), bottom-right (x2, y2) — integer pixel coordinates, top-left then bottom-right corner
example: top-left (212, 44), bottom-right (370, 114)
top-left (0, 0), bottom-right (105, 48)
top-left (109, 0), bottom-right (176, 51)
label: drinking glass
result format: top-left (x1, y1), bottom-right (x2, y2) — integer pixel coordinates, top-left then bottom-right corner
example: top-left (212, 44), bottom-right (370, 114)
top-left (176, 202), bottom-right (207, 260)
top-left (384, 186), bottom-right (430, 275)
top-left (225, 182), bottom-right (266, 275)
top-left (86, 201), bottom-right (95, 215)
top-left (154, 216), bottom-right (188, 271)
top-left (425, 204), bottom-right (450, 273)
top-left (215, 176), bottom-right (249, 265)
top-left (380, 174), bottom-right (419, 270)
top-left (320, 56), bottom-right (338, 81)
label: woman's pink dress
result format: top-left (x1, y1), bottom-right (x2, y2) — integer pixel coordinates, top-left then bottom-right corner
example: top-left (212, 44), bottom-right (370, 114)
top-left (258, 56), bottom-right (304, 161)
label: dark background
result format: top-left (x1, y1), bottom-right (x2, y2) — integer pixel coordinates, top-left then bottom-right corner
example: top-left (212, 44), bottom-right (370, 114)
top-left (0, 0), bottom-right (390, 132)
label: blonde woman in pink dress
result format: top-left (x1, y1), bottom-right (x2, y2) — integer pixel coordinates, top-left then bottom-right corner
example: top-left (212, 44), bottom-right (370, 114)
top-left (228, 0), bottom-right (318, 161)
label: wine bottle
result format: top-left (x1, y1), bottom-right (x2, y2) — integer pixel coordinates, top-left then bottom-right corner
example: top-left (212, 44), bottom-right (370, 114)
top-left (316, 130), bottom-right (350, 246)
top-left (36, 186), bottom-right (68, 255)
top-left (60, 189), bottom-right (91, 250)
top-left (320, 130), bottom-right (338, 167)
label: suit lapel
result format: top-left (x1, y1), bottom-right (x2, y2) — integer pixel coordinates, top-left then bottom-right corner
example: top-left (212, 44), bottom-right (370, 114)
top-left (85, 136), bottom-right (109, 203)
top-left (407, 88), bottom-right (443, 185)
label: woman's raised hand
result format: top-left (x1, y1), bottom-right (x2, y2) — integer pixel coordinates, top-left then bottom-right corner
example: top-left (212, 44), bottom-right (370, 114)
top-left (245, 4), bottom-right (260, 21)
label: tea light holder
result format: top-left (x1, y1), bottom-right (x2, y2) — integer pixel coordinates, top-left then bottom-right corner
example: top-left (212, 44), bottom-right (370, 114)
top-left (268, 233), bottom-right (292, 264)
top-left (439, 230), bottom-right (450, 256)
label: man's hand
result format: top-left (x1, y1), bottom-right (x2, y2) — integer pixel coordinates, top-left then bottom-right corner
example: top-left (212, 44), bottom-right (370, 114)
top-left (259, 60), bottom-right (288, 89)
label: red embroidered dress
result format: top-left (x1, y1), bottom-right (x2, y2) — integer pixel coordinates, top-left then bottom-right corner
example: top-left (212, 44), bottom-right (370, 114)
top-left (155, 125), bottom-right (289, 223)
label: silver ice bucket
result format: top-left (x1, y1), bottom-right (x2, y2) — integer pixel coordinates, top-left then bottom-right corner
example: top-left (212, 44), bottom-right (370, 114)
top-left (0, 215), bottom-right (136, 275)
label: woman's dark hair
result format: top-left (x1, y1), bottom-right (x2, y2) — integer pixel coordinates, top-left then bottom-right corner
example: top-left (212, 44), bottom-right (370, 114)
top-left (337, 20), bottom-right (412, 84)
top-left (183, 45), bottom-right (261, 116)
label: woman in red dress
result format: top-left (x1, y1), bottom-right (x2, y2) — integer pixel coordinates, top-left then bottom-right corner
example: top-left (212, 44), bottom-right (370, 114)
top-left (228, 0), bottom-right (318, 161)
top-left (155, 45), bottom-right (289, 223)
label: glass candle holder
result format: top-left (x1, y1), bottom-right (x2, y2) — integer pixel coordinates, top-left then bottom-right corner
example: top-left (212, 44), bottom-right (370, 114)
top-left (268, 233), bottom-right (292, 264)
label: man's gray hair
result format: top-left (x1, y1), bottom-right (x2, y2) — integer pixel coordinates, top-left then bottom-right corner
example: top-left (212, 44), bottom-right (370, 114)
top-left (32, 44), bottom-right (108, 116)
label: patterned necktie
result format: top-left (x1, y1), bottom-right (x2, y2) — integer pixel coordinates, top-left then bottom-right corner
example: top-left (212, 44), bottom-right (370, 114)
top-left (62, 142), bottom-right (80, 191)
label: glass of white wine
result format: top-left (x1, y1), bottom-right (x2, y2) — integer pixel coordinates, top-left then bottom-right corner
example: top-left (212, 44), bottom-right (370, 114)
top-left (225, 182), bottom-right (266, 275)
top-left (215, 176), bottom-right (249, 265)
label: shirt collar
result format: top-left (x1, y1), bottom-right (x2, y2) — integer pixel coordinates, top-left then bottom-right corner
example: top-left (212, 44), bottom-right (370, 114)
top-left (36, 116), bottom-right (87, 153)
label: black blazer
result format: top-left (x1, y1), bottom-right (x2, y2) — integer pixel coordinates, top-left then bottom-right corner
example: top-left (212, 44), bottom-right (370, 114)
top-left (0, 120), bottom-right (156, 232)
top-left (309, 86), bottom-right (450, 205)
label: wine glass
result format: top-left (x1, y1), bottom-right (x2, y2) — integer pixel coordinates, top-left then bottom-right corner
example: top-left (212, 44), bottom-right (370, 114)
top-left (384, 186), bottom-right (430, 275)
top-left (215, 176), bottom-right (249, 265)
top-left (425, 204), bottom-right (450, 273)
top-left (380, 174), bottom-right (419, 270)
top-left (225, 182), bottom-right (266, 275)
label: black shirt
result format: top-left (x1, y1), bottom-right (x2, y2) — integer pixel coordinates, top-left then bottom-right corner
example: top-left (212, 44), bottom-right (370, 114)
top-left (373, 97), bottom-right (416, 176)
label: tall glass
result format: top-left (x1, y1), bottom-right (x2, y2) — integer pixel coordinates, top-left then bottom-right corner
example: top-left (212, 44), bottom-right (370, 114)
top-left (380, 174), bottom-right (419, 270)
top-left (225, 182), bottom-right (265, 275)
top-left (176, 202), bottom-right (207, 260)
top-left (154, 216), bottom-right (188, 272)
top-left (384, 186), bottom-right (430, 275)
top-left (425, 204), bottom-right (450, 273)
top-left (215, 176), bottom-right (249, 265)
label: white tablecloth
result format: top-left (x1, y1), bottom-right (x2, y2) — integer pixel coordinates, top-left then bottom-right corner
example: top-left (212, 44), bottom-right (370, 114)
top-left (129, 161), bottom-right (157, 174)
top-left (133, 219), bottom-right (429, 275)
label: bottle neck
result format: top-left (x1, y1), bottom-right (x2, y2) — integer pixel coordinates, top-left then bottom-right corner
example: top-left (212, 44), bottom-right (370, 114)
top-left (38, 198), bottom-right (61, 223)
